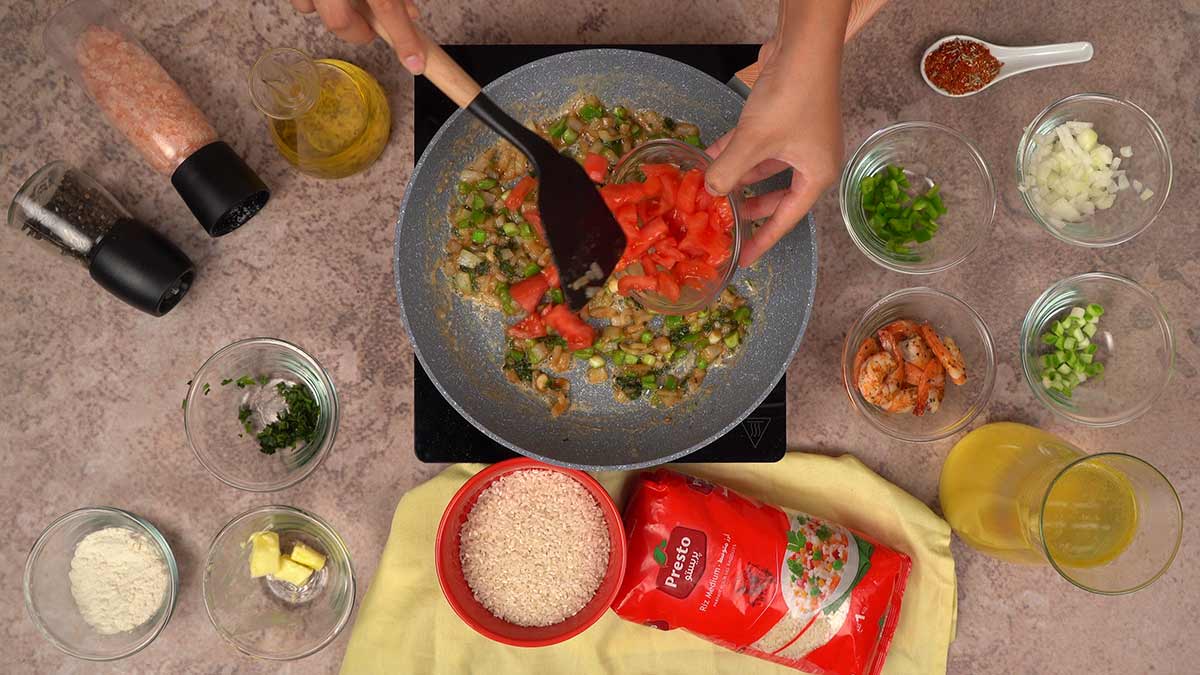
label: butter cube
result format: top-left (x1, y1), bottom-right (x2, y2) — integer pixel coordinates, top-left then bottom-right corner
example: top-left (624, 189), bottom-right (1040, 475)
top-left (273, 555), bottom-right (314, 587)
top-left (249, 531), bottom-right (281, 578)
top-left (289, 542), bottom-right (326, 571)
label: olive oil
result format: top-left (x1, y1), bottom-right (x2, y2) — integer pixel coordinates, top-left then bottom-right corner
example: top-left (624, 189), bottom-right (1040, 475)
top-left (251, 49), bottom-right (390, 179)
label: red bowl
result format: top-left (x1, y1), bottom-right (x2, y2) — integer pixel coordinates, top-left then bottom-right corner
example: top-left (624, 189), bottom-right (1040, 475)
top-left (435, 458), bottom-right (626, 647)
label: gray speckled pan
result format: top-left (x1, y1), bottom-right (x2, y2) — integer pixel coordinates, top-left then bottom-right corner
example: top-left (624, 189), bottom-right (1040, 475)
top-left (395, 49), bottom-right (816, 469)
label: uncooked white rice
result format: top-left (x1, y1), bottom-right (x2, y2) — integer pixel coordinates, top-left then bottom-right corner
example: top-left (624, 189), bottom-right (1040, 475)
top-left (751, 600), bottom-right (850, 658)
top-left (459, 469), bottom-right (610, 627)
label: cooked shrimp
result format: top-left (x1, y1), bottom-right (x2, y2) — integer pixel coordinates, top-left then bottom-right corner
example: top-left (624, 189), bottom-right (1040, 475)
top-left (877, 320), bottom-right (919, 379)
top-left (914, 360), bottom-right (945, 416)
top-left (900, 336), bottom-right (934, 367)
top-left (919, 323), bottom-right (967, 385)
top-left (883, 387), bottom-right (918, 414)
top-left (853, 337), bottom-right (881, 384)
top-left (858, 352), bottom-right (900, 406)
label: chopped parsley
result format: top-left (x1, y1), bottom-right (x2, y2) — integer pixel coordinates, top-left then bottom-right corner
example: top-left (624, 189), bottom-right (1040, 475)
top-left (242, 382), bottom-right (320, 455)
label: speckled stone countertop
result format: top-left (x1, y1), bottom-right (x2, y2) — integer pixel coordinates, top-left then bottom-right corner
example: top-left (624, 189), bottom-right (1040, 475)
top-left (2, 1), bottom-right (1197, 673)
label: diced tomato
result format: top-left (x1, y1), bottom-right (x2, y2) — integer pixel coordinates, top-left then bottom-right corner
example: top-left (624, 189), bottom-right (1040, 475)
top-left (674, 259), bottom-right (718, 290)
top-left (663, 208), bottom-right (687, 239)
top-left (541, 264), bottom-right (560, 288)
top-left (642, 174), bottom-right (662, 197)
top-left (522, 207), bottom-right (545, 240)
top-left (617, 274), bottom-right (659, 296)
top-left (676, 168), bottom-right (704, 214)
top-left (711, 196), bottom-right (734, 230)
top-left (506, 313), bottom-right (546, 339)
top-left (679, 218), bottom-right (711, 258)
top-left (656, 271), bottom-right (681, 301)
top-left (683, 210), bottom-right (708, 233)
top-left (583, 153), bottom-right (608, 183)
top-left (695, 188), bottom-right (714, 213)
top-left (658, 171), bottom-right (679, 209)
top-left (505, 176), bottom-right (536, 212)
top-left (615, 203), bottom-right (639, 238)
top-left (649, 237), bottom-right (686, 269)
top-left (509, 275), bottom-right (549, 314)
top-left (639, 216), bottom-right (670, 245)
top-left (703, 230), bottom-right (733, 266)
top-left (640, 255), bottom-right (658, 276)
top-left (637, 197), bottom-right (668, 225)
top-left (544, 304), bottom-right (595, 350)
top-left (599, 183), bottom-right (644, 210)
top-left (641, 163), bottom-right (680, 178)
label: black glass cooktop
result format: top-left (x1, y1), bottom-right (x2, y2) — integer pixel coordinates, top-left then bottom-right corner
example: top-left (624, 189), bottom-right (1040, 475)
top-left (411, 44), bottom-right (785, 464)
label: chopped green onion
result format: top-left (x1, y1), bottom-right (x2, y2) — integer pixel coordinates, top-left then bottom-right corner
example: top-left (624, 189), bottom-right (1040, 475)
top-left (561, 128), bottom-right (579, 145)
top-left (549, 288), bottom-right (564, 304)
top-left (518, 223), bottom-right (533, 238)
top-left (683, 134), bottom-right (703, 148)
top-left (1039, 303), bottom-right (1106, 397)
top-left (612, 351), bottom-right (626, 365)
top-left (664, 315), bottom-right (684, 330)
top-left (733, 306), bottom-right (752, 324)
top-left (724, 333), bottom-right (740, 349)
top-left (457, 181), bottom-right (473, 194)
top-left (475, 178), bottom-right (498, 190)
top-left (470, 210), bottom-right (486, 224)
top-left (471, 229), bottom-right (486, 244)
top-left (612, 106), bottom-right (628, 120)
top-left (573, 348), bottom-right (595, 359)
top-left (548, 117), bottom-right (568, 138)
top-left (471, 193), bottom-right (485, 210)
top-left (695, 358), bottom-right (709, 370)
top-left (640, 331), bottom-right (653, 344)
top-left (640, 374), bottom-right (657, 390)
top-left (641, 354), bottom-right (656, 366)
top-left (502, 222), bottom-right (519, 236)
top-left (663, 375), bottom-right (678, 390)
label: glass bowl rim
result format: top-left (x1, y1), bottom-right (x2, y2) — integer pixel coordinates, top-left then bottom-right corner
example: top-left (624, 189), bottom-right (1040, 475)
top-left (1039, 451), bottom-right (1182, 595)
top-left (1019, 271), bottom-right (1174, 427)
top-left (839, 120), bottom-right (996, 275)
top-left (23, 506), bottom-right (180, 662)
top-left (1014, 92), bottom-right (1173, 248)
top-left (184, 337), bottom-right (340, 492)
top-left (609, 138), bottom-right (744, 314)
top-left (841, 286), bottom-right (997, 442)
top-left (201, 504), bottom-right (356, 661)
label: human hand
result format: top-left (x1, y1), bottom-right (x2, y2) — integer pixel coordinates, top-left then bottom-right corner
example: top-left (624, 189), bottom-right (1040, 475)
top-left (704, 1), bottom-right (851, 266)
top-left (289, 0), bottom-right (428, 74)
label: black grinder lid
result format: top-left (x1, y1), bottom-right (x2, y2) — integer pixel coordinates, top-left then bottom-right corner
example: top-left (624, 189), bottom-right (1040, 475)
top-left (89, 218), bottom-right (195, 316)
top-left (171, 141), bottom-right (270, 237)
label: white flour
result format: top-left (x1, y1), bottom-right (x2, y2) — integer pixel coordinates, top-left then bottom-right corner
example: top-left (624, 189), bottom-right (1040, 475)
top-left (69, 527), bottom-right (169, 634)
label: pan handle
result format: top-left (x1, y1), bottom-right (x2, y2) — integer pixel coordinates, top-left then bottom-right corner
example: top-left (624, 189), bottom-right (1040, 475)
top-left (355, 2), bottom-right (481, 109)
top-left (728, 0), bottom-right (891, 94)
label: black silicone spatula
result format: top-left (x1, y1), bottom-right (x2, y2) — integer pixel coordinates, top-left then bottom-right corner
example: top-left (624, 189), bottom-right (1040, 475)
top-left (364, 11), bottom-right (626, 311)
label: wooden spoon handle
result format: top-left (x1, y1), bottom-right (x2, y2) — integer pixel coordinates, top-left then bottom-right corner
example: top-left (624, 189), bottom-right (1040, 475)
top-left (356, 2), bottom-right (481, 108)
top-left (734, 0), bottom-right (890, 89)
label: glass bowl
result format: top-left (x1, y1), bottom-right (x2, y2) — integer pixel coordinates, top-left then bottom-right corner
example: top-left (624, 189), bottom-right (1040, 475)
top-left (1020, 272), bottom-right (1173, 426)
top-left (24, 507), bottom-right (179, 661)
top-left (435, 458), bottom-right (626, 647)
top-left (1016, 93), bottom-right (1172, 247)
top-left (840, 122), bottom-right (995, 274)
top-left (842, 287), bottom-right (996, 442)
top-left (185, 337), bottom-right (338, 492)
top-left (609, 139), bottom-right (748, 314)
top-left (202, 505), bottom-right (355, 660)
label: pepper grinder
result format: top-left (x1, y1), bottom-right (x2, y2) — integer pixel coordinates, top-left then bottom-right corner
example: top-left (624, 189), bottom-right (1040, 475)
top-left (9, 161), bottom-right (195, 316)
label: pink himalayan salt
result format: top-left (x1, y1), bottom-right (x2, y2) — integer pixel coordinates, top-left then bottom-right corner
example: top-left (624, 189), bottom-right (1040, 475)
top-left (76, 25), bottom-right (217, 175)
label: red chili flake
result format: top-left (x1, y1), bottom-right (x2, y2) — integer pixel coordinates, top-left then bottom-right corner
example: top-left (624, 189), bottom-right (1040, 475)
top-left (923, 38), bottom-right (1003, 95)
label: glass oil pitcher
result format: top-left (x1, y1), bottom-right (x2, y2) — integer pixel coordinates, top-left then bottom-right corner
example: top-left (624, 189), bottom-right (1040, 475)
top-left (249, 47), bottom-right (390, 179)
top-left (939, 422), bottom-right (1181, 594)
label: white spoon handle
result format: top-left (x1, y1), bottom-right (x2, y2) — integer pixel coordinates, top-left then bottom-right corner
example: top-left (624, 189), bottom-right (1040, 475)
top-left (995, 41), bottom-right (1094, 76)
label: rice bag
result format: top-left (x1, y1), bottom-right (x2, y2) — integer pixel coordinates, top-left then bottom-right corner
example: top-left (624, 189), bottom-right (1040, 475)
top-left (613, 470), bottom-right (911, 675)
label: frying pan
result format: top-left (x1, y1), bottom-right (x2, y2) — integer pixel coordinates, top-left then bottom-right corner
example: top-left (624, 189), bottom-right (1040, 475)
top-left (395, 49), bottom-right (816, 470)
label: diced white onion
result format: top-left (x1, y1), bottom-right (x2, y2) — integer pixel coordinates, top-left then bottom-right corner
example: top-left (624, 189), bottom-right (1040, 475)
top-left (1140, 188), bottom-right (1154, 201)
top-left (1022, 120), bottom-right (1152, 223)
top-left (457, 250), bottom-right (483, 269)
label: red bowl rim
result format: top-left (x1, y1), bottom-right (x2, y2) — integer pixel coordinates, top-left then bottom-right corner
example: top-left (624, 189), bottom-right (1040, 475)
top-left (434, 458), bottom-right (627, 647)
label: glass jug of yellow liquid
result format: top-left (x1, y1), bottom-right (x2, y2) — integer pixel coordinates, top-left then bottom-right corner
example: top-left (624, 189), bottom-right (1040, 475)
top-left (249, 48), bottom-right (390, 179)
top-left (939, 422), bottom-right (1181, 593)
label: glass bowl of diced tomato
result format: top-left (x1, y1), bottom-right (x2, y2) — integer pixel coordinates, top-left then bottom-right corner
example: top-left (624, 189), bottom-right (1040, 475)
top-left (602, 139), bottom-right (747, 315)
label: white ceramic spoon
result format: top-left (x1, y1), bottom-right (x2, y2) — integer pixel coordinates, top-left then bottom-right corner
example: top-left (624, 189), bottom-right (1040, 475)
top-left (921, 35), bottom-right (1094, 98)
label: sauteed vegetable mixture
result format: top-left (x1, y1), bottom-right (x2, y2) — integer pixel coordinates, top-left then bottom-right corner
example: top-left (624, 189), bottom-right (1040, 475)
top-left (441, 95), bottom-right (749, 415)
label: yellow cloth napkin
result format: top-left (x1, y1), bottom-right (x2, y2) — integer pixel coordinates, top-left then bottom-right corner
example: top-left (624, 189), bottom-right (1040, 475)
top-left (340, 454), bottom-right (957, 675)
